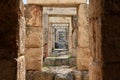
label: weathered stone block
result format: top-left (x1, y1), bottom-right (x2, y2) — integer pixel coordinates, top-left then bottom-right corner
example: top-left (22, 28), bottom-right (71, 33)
top-left (28, 0), bottom-right (86, 5)
top-left (68, 58), bottom-right (77, 67)
top-left (19, 16), bottom-right (26, 55)
top-left (78, 26), bottom-right (89, 47)
top-left (34, 71), bottom-right (54, 80)
top-left (25, 4), bottom-right (42, 27)
top-left (26, 70), bottom-right (34, 80)
top-left (77, 48), bottom-right (91, 70)
top-left (54, 73), bottom-right (74, 80)
top-left (73, 71), bottom-right (82, 80)
top-left (73, 70), bottom-right (89, 80)
top-left (17, 56), bottom-right (26, 80)
top-left (26, 71), bottom-right (55, 80)
top-left (44, 58), bottom-right (55, 66)
top-left (89, 61), bottom-right (103, 80)
top-left (25, 27), bottom-right (42, 48)
top-left (54, 59), bottom-right (69, 66)
top-left (25, 48), bottom-right (42, 70)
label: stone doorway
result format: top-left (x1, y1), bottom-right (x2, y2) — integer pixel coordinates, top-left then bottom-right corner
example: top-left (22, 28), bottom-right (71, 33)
top-left (52, 23), bottom-right (69, 54)
top-left (25, 1), bottom-right (90, 79)
top-left (43, 7), bottom-right (77, 68)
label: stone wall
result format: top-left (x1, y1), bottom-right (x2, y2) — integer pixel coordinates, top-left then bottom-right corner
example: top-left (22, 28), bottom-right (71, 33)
top-left (89, 0), bottom-right (120, 80)
top-left (0, 0), bottom-right (25, 80)
top-left (25, 4), bottom-right (43, 70)
top-left (77, 4), bottom-right (91, 70)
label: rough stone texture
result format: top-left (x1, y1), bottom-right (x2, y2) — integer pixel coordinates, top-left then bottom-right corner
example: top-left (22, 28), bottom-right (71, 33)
top-left (25, 48), bottom-right (42, 70)
top-left (89, 0), bottom-right (120, 80)
top-left (77, 4), bottom-right (91, 70)
top-left (43, 7), bottom-right (77, 16)
top-left (73, 70), bottom-right (89, 80)
top-left (25, 5), bottom-right (43, 70)
top-left (25, 5), bottom-right (42, 27)
top-left (19, 16), bottom-right (26, 55)
top-left (44, 56), bottom-right (76, 67)
top-left (54, 73), bottom-right (74, 80)
top-left (68, 57), bottom-right (77, 67)
top-left (17, 56), bottom-right (26, 80)
top-left (28, 0), bottom-right (87, 5)
top-left (26, 67), bottom-right (88, 80)
top-left (0, 0), bottom-right (26, 80)
top-left (25, 27), bottom-right (42, 48)
top-left (26, 70), bottom-right (55, 80)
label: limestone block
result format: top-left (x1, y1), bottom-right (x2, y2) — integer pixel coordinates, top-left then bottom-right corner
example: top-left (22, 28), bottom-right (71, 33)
top-left (25, 5), bottom-right (42, 27)
top-left (25, 48), bottom-right (42, 70)
top-left (78, 4), bottom-right (89, 47)
top-left (34, 71), bottom-right (54, 80)
top-left (19, 16), bottom-right (26, 54)
top-left (73, 70), bottom-right (89, 80)
top-left (26, 71), bottom-right (34, 80)
top-left (78, 26), bottom-right (89, 47)
top-left (77, 48), bottom-right (91, 70)
top-left (17, 56), bottom-right (26, 80)
top-left (28, 0), bottom-right (86, 5)
top-left (54, 73), bottom-right (74, 80)
top-left (73, 71), bottom-right (82, 80)
top-left (82, 71), bottom-right (89, 80)
top-left (78, 4), bottom-right (88, 26)
top-left (43, 7), bottom-right (77, 15)
top-left (44, 58), bottom-right (55, 66)
top-left (25, 27), bottom-right (42, 48)
top-left (68, 58), bottom-right (77, 67)
top-left (26, 70), bottom-right (55, 80)
top-left (54, 59), bottom-right (69, 66)
top-left (89, 61), bottom-right (103, 80)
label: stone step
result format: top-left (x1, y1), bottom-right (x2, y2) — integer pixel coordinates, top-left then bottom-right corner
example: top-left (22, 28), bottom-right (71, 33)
top-left (43, 55), bottom-right (76, 67)
top-left (26, 66), bottom-right (89, 80)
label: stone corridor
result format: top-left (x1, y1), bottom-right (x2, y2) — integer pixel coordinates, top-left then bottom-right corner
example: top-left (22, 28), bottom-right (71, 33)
top-left (0, 0), bottom-right (120, 80)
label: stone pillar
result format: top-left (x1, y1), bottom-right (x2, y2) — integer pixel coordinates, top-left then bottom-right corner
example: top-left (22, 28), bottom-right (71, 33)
top-left (43, 13), bottom-right (49, 56)
top-left (25, 4), bottom-right (43, 70)
top-left (0, 0), bottom-right (25, 80)
top-left (89, 0), bottom-right (120, 80)
top-left (89, 0), bottom-right (103, 79)
top-left (77, 4), bottom-right (91, 70)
